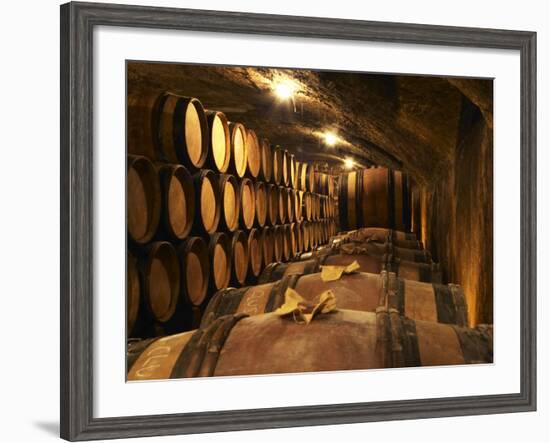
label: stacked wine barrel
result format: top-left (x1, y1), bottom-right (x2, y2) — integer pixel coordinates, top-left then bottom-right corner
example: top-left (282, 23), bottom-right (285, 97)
top-left (128, 227), bottom-right (493, 380)
top-left (127, 91), bottom-right (338, 338)
top-left (338, 167), bottom-right (411, 232)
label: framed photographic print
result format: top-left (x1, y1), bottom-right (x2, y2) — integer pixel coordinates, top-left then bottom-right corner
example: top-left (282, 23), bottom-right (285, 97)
top-left (60, 1), bottom-right (536, 441)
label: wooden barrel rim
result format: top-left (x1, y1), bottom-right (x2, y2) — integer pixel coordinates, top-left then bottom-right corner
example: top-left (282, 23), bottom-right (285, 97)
top-left (206, 110), bottom-right (231, 173)
top-left (260, 138), bottom-right (273, 183)
top-left (278, 186), bottom-right (288, 224)
top-left (261, 227), bottom-right (274, 267)
top-left (160, 93), bottom-right (209, 168)
top-left (273, 225), bottom-right (284, 262)
top-left (240, 178), bottom-right (256, 230)
top-left (231, 230), bottom-right (249, 286)
top-left (254, 181), bottom-right (268, 227)
top-left (209, 232), bottom-right (232, 291)
top-left (127, 155), bottom-right (161, 244)
top-left (272, 146), bottom-right (284, 185)
top-left (248, 228), bottom-right (263, 277)
top-left (267, 184), bottom-right (279, 226)
top-left (229, 122), bottom-right (248, 178)
top-left (194, 169), bottom-right (221, 234)
top-left (144, 241), bottom-right (180, 322)
top-left (245, 128), bottom-right (261, 178)
top-left (160, 163), bottom-right (195, 240)
top-left (179, 237), bottom-right (209, 307)
top-left (218, 174), bottom-right (240, 232)
top-left (282, 150), bottom-right (290, 186)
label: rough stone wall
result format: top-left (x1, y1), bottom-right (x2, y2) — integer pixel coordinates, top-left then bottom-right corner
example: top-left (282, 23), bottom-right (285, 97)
top-left (420, 101), bottom-right (493, 326)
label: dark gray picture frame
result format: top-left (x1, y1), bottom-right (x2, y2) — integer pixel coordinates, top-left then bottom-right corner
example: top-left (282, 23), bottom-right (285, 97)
top-left (60, 1), bottom-right (537, 441)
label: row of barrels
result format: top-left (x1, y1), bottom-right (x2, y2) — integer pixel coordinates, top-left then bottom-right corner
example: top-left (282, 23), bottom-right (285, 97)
top-left (127, 228), bottom-right (492, 380)
top-left (128, 219), bottom-right (338, 337)
top-left (129, 91), bottom-right (334, 194)
top-left (128, 154), bottom-right (337, 244)
top-left (339, 166), bottom-right (411, 232)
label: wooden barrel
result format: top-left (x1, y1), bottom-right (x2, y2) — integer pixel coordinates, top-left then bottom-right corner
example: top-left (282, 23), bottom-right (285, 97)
top-left (302, 191), bottom-right (312, 221)
top-left (239, 178), bottom-right (256, 230)
top-left (128, 309), bottom-right (491, 380)
top-left (138, 241), bottom-right (180, 324)
top-left (288, 153), bottom-right (297, 189)
top-left (265, 248), bottom-right (440, 284)
top-left (272, 146), bottom-right (284, 185)
top-left (358, 167), bottom-right (411, 230)
top-left (228, 123), bottom-right (248, 178)
top-left (248, 228), bottom-right (263, 280)
top-left (254, 181), bottom-right (267, 227)
top-left (266, 184), bottom-right (279, 226)
top-left (127, 92), bottom-right (162, 160)
top-left (205, 110), bottom-right (231, 173)
top-left (273, 225), bottom-right (284, 262)
top-left (291, 222), bottom-right (302, 254)
top-left (208, 232), bottom-right (231, 292)
top-left (178, 237), bottom-right (209, 307)
top-left (230, 231), bottom-right (248, 286)
top-left (327, 174), bottom-right (335, 197)
top-left (338, 239), bottom-right (431, 263)
top-left (356, 227), bottom-right (417, 242)
top-left (127, 252), bottom-right (141, 335)
top-left (286, 187), bottom-right (295, 223)
top-left (314, 193), bottom-right (321, 221)
top-left (300, 221), bottom-right (310, 252)
top-left (127, 155), bottom-right (161, 244)
top-left (353, 228), bottom-right (422, 249)
top-left (208, 270), bottom-right (467, 328)
top-left (193, 169), bottom-right (220, 234)
top-left (282, 224), bottom-right (296, 261)
top-left (308, 222), bottom-right (318, 250)
top-left (282, 149), bottom-right (290, 186)
top-left (292, 189), bottom-right (302, 222)
top-left (158, 93), bottom-right (208, 168)
top-left (315, 172), bottom-right (326, 195)
top-left (260, 139), bottom-right (273, 183)
top-left (158, 164), bottom-right (194, 240)
top-left (245, 128), bottom-right (261, 179)
top-left (277, 186), bottom-right (288, 224)
top-left (217, 174), bottom-right (240, 232)
top-left (298, 162), bottom-right (315, 192)
top-left (339, 170), bottom-right (358, 230)
top-left (261, 226), bottom-right (274, 267)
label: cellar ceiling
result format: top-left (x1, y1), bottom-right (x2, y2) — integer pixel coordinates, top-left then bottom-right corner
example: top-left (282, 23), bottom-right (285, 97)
top-left (128, 62), bottom-right (492, 185)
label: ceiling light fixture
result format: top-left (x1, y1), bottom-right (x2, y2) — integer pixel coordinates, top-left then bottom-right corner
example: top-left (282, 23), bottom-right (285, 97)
top-left (274, 81), bottom-right (295, 100)
top-left (344, 158), bottom-right (354, 169)
top-left (324, 131), bottom-right (338, 146)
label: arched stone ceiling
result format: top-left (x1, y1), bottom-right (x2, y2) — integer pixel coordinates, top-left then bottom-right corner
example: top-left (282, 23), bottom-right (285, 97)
top-left (128, 62), bottom-right (492, 185)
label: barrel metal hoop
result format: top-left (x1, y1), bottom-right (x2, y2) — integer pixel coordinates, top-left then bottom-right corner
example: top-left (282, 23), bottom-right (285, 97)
top-left (374, 307), bottom-right (392, 368)
top-left (448, 283), bottom-right (468, 327)
top-left (433, 284), bottom-right (459, 325)
top-left (216, 287), bottom-right (250, 318)
top-left (170, 313), bottom-right (249, 379)
top-left (399, 316), bottom-right (421, 367)
top-left (451, 324), bottom-right (494, 364)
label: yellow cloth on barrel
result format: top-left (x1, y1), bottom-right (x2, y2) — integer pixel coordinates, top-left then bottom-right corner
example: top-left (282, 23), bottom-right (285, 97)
top-left (319, 260), bottom-right (360, 282)
top-left (273, 287), bottom-right (337, 324)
